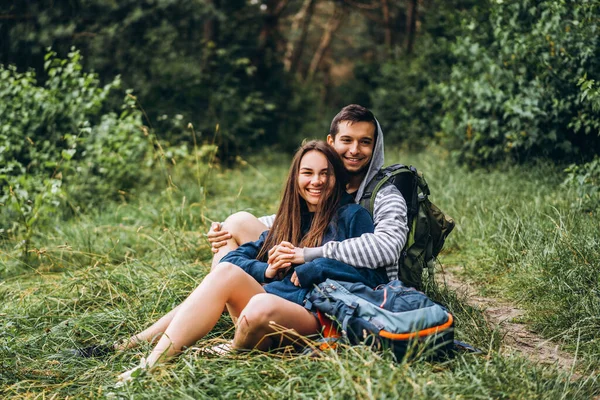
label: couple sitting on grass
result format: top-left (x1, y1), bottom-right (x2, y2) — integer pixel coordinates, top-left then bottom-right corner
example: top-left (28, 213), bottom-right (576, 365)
top-left (116, 104), bottom-right (409, 382)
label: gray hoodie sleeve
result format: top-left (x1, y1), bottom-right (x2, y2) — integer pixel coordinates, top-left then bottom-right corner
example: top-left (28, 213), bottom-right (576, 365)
top-left (320, 184), bottom-right (408, 281)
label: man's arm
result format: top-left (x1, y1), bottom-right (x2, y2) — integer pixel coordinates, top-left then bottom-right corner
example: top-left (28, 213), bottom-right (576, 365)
top-left (207, 212), bottom-right (273, 253)
top-left (304, 184), bottom-right (408, 274)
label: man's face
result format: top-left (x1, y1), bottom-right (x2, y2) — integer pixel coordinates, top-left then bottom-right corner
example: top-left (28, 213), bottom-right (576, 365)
top-left (327, 120), bottom-right (375, 175)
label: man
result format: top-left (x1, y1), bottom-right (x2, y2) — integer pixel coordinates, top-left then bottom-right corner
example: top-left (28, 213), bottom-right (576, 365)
top-left (208, 104), bottom-right (408, 284)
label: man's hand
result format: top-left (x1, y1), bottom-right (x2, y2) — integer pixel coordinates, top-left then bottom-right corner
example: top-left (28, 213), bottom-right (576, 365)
top-left (267, 241), bottom-right (294, 265)
top-left (207, 222), bottom-right (232, 253)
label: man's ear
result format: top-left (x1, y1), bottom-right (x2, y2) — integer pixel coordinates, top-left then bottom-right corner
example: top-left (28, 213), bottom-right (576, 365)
top-left (326, 134), bottom-right (334, 146)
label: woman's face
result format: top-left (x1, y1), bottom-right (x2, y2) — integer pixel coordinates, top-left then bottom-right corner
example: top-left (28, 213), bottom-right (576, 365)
top-left (297, 150), bottom-right (335, 212)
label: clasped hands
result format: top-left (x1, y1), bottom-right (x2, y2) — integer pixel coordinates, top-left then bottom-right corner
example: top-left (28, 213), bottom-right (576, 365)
top-left (264, 241), bottom-right (305, 286)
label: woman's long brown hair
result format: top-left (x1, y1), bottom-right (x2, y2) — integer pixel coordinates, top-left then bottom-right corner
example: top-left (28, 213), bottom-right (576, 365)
top-left (257, 140), bottom-right (348, 261)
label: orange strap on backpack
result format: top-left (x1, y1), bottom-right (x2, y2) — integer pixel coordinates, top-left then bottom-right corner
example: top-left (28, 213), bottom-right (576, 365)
top-left (316, 310), bottom-right (340, 350)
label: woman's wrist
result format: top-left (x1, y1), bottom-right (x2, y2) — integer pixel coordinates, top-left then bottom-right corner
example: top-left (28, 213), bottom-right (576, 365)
top-left (264, 266), bottom-right (276, 280)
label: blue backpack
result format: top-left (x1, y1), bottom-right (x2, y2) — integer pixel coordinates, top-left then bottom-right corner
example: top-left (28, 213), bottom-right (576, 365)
top-left (305, 279), bottom-right (455, 360)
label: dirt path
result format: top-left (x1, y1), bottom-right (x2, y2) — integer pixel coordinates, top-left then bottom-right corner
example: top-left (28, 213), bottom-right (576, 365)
top-left (438, 266), bottom-right (578, 372)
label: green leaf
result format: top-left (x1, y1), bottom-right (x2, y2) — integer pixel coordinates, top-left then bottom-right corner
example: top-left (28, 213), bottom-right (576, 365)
top-left (61, 149), bottom-right (76, 160)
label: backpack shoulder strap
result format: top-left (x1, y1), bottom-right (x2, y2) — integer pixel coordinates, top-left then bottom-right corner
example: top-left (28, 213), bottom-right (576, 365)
top-left (415, 170), bottom-right (430, 197)
top-left (359, 164), bottom-right (413, 215)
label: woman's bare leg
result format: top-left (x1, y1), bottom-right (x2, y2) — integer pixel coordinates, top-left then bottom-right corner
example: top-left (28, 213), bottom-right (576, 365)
top-left (142, 262), bottom-right (265, 368)
top-left (211, 212), bottom-right (268, 268)
top-left (115, 305), bottom-right (182, 351)
top-left (120, 212), bottom-right (266, 351)
top-left (233, 293), bottom-right (320, 351)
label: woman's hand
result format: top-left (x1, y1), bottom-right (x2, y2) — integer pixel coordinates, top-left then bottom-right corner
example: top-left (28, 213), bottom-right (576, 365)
top-left (206, 222), bottom-right (232, 253)
top-left (291, 271), bottom-right (301, 287)
top-left (268, 241), bottom-right (305, 265)
top-left (265, 241), bottom-right (305, 280)
top-left (265, 260), bottom-right (291, 280)
top-left (265, 242), bottom-right (293, 279)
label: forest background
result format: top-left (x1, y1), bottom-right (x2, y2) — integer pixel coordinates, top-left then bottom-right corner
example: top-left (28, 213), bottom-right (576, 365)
top-left (1, 0), bottom-right (600, 398)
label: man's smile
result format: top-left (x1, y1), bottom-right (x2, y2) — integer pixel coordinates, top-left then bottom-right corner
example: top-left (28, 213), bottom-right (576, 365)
top-left (344, 156), bottom-right (366, 163)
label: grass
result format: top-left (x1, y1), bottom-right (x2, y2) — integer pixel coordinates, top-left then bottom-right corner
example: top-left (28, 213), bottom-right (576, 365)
top-left (1, 145), bottom-right (599, 398)
top-left (396, 148), bottom-right (600, 368)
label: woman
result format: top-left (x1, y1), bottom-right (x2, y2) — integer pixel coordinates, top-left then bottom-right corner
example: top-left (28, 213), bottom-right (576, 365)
top-left (118, 140), bottom-right (388, 381)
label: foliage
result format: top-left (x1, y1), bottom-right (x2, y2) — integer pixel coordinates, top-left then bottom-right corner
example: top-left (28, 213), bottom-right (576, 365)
top-left (371, 41), bottom-right (448, 147)
top-left (439, 0), bottom-right (600, 165)
top-left (563, 156), bottom-right (600, 210)
top-left (371, 0), bottom-right (485, 147)
top-left (1, 0), bottom-right (319, 156)
top-left (0, 50), bottom-right (153, 255)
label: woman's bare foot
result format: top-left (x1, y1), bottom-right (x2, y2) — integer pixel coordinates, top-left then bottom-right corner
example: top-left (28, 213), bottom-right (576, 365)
top-left (114, 336), bottom-right (141, 351)
top-left (204, 341), bottom-right (233, 355)
top-left (116, 357), bottom-right (149, 385)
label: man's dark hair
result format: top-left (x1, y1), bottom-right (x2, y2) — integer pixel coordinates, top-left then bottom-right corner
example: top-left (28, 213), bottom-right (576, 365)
top-left (329, 104), bottom-right (376, 138)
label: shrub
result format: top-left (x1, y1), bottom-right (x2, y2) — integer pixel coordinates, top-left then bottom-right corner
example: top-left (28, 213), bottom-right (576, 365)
top-left (370, 0), bottom-right (485, 147)
top-left (439, 0), bottom-right (600, 165)
top-left (372, 41), bottom-right (449, 148)
top-left (2, 1), bottom-right (313, 157)
top-left (563, 156), bottom-right (600, 211)
top-left (0, 49), bottom-right (153, 253)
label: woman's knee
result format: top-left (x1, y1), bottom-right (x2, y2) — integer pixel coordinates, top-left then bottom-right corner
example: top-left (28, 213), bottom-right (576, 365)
top-left (207, 262), bottom-right (247, 283)
top-left (223, 211), bottom-right (256, 225)
top-left (237, 294), bottom-right (278, 331)
top-left (222, 212), bottom-right (265, 243)
top-left (212, 261), bottom-right (249, 274)
top-left (222, 212), bottom-right (255, 235)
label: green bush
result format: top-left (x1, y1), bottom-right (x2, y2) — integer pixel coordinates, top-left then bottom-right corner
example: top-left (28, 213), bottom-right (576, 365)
top-left (439, 0), bottom-right (600, 165)
top-left (2, 0), bottom-right (318, 156)
top-left (0, 49), bottom-right (153, 252)
top-left (563, 156), bottom-right (600, 210)
top-left (370, 0), bottom-right (485, 147)
top-left (372, 41), bottom-right (448, 147)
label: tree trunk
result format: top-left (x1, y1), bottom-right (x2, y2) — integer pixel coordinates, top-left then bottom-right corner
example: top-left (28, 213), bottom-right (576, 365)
top-left (202, 0), bottom-right (219, 68)
top-left (381, 0), bottom-right (392, 54)
top-left (404, 0), bottom-right (418, 55)
top-left (257, 0), bottom-right (290, 53)
top-left (306, 4), bottom-right (344, 80)
top-left (283, 0), bottom-right (316, 74)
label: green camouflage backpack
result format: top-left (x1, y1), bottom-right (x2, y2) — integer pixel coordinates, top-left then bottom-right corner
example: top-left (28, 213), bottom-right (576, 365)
top-left (359, 165), bottom-right (455, 289)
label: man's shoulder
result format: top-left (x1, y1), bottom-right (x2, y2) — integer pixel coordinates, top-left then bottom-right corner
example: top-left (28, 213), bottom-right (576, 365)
top-left (373, 181), bottom-right (403, 199)
top-left (371, 182), bottom-right (407, 218)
